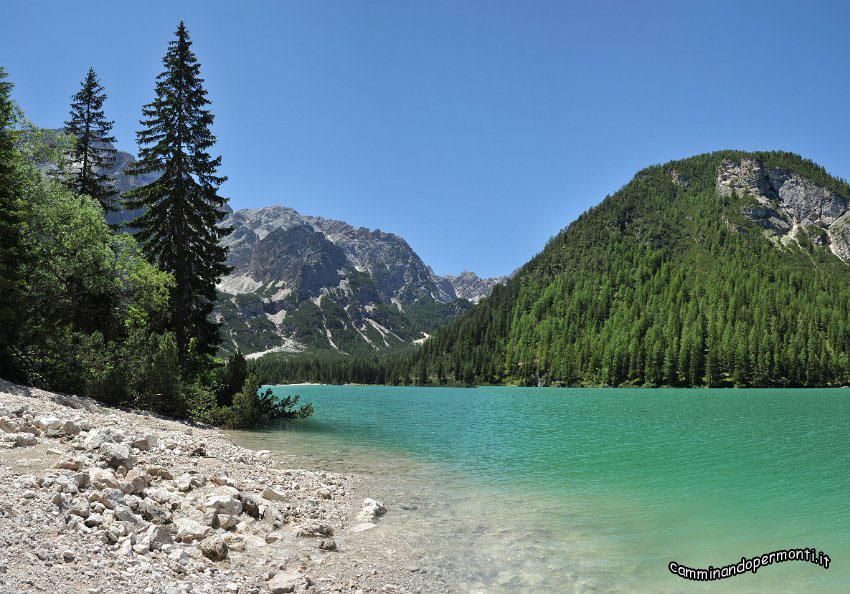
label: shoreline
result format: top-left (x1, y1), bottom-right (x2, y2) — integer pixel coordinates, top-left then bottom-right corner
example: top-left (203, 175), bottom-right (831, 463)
top-left (0, 379), bottom-right (429, 593)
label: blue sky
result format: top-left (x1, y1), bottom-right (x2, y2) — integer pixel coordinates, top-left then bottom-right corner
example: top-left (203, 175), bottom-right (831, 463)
top-left (4, 1), bottom-right (850, 277)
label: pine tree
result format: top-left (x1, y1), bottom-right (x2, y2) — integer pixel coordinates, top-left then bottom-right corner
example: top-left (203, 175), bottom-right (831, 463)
top-left (124, 22), bottom-right (232, 366)
top-left (64, 68), bottom-right (117, 211)
top-left (0, 66), bottom-right (25, 379)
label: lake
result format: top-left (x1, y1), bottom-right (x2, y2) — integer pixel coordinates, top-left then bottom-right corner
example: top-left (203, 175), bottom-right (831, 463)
top-left (229, 386), bottom-right (850, 592)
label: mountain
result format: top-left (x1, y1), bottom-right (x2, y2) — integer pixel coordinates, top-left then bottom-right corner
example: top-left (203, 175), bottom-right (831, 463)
top-left (215, 205), bottom-right (503, 357)
top-left (252, 151), bottom-right (850, 388)
top-left (441, 271), bottom-right (508, 303)
top-left (37, 133), bottom-right (495, 357)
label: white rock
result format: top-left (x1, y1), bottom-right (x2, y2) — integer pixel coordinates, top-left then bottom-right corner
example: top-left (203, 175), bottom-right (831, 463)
top-left (12, 432), bottom-right (37, 447)
top-left (99, 442), bottom-right (134, 469)
top-left (142, 524), bottom-right (173, 551)
top-left (132, 434), bottom-right (157, 451)
top-left (265, 531), bottom-right (282, 544)
top-left (205, 495), bottom-right (242, 516)
top-left (268, 570), bottom-right (301, 594)
top-left (118, 538), bottom-right (134, 556)
top-left (361, 498), bottom-right (387, 518)
top-left (175, 518), bottom-right (211, 543)
top-left (84, 429), bottom-right (117, 450)
top-left (89, 468), bottom-right (120, 490)
top-left (54, 454), bottom-right (84, 470)
top-left (35, 416), bottom-right (62, 431)
top-left (113, 504), bottom-right (137, 523)
top-left (0, 417), bottom-right (20, 433)
top-left (217, 514), bottom-right (238, 530)
top-left (168, 548), bottom-right (188, 563)
top-left (60, 419), bottom-right (81, 435)
top-left (262, 486), bottom-right (287, 502)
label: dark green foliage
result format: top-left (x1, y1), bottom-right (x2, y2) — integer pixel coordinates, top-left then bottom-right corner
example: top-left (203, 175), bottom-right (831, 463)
top-left (0, 66), bottom-right (25, 380)
top-left (124, 21), bottom-right (232, 366)
top-left (252, 151), bottom-right (850, 389)
top-left (227, 374), bottom-right (313, 429)
top-left (217, 348), bottom-right (247, 406)
top-left (64, 68), bottom-right (117, 211)
top-left (79, 329), bottom-right (183, 415)
top-left (401, 298), bottom-right (473, 335)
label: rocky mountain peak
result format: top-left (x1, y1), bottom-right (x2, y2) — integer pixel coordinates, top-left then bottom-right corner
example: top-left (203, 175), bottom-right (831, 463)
top-left (217, 205), bottom-right (506, 356)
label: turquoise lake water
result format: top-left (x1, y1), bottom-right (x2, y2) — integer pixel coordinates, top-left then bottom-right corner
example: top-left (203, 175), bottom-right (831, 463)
top-left (230, 386), bottom-right (850, 592)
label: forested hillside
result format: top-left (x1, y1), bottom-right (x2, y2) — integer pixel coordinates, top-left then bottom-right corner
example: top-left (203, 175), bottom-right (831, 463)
top-left (253, 151), bottom-right (850, 388)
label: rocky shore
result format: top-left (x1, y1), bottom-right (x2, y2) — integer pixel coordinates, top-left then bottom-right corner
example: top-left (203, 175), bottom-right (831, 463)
top-left (0, 379), bottom-right (433, 594)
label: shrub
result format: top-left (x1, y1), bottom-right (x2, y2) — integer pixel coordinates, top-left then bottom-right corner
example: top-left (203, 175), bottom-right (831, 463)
top-left (225, 374), bottom-right (313, 429)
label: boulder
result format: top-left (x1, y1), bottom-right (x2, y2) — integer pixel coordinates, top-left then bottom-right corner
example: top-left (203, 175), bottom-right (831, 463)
top-left (360, 498), bottom-right (387, 520)
top-left (146, 465), bottom-right (174, 480)
top-left (60, 420), bottom-right (81, 436)
top-left (139, 499), bottom-right (171, 524)
top-left (12, 432), bottom-right (37, 447)
top-left (175, 518), bottom-right (211, 543)
top-left (295, 523), bottom-right (333, 538)
top-left (0, 417), bottom-right (20, 433)
top-left (175, 473), bottom-right (205, 492)
top-left (132, 434), bottom-right (157, 451)
top-left (265, 531), bottom-right (282, 544)
top-left (205, 495), bottom-right (242, 516)
top-left (216, 514), bottom-right (238, 530)
top-left (34, 416), bottom-right (62, 431)
top-left (89, 468), bottom-right (120, 490)
top-left (318, 538), bottom-right (337, 551)
top-left (198, 535), bottom-right (228, 561)
top-left (262, 486), bottom-right (287, 502)
top-left (120, 470), bottom-right (149, 495)
top-left (99, 442), bottom-right (134, 470)
top-left (54, 455), bottom-right (85, 471)
top-left (268, 570), bottom-right (301, 594)
top-left (241, 494), bottom-right (261, 518)
top-left (142, 524), bottom-right (173, 551)
top-left (84, 428), bottom-right (118, 450)
top-left (113, 504), bottom-right (137, 523)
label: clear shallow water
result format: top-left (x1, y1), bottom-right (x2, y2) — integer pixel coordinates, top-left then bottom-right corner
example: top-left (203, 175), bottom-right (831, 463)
top-left (230, 386), bottom-right (850, 592)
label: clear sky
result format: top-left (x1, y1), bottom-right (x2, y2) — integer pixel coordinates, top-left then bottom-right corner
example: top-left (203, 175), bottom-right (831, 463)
top-left (3, 1), bottom-right (850, 277)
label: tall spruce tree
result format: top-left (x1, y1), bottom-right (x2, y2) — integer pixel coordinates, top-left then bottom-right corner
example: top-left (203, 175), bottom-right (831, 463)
top-left (64, 68), bottom-right (117, 212)
top-left (124, 22), bottom-right (231, 367)
top-left (0, 66), bottom-right (25, 380)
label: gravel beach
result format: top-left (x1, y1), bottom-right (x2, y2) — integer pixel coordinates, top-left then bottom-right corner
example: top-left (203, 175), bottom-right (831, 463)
top-left (0, 379), bottom-right (444, 594)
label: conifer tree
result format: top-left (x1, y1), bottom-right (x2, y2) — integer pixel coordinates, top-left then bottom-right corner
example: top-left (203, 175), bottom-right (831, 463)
top-left (0, 66), bottom-right (24, 379)
top-left (124, 22), bottom-right (232, 366)
top-left (64, 68), bottom-right (117, 211)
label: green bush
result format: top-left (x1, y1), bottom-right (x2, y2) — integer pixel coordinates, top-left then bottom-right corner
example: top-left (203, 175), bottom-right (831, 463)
top-left (225, 374), bottom-right (313, 429)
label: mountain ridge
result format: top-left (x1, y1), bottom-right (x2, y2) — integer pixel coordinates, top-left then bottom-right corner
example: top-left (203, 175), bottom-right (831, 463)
top-left (251, 150), bottom-right (850, 389)
top-left (217, 204), bottom-right (506, 356)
